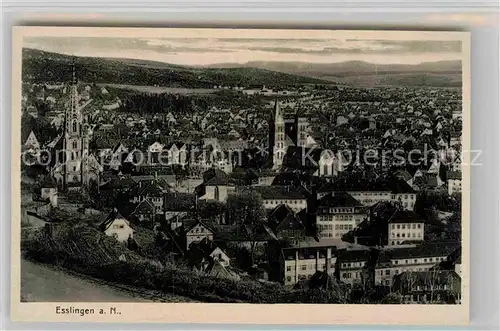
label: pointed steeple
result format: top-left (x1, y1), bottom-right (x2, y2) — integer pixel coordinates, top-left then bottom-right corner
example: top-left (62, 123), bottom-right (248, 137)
top-left (273, 97), bottom-right (283, 122)
top-left (71, 56), bottom-right (77, 85)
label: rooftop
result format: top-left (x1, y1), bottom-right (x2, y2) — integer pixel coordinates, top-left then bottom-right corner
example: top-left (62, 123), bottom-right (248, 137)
top-left (254, 185), bottom-right (306, 200)
top-left (317, 192), bottom-right (362, 208)
top-left (388, 210), bottom-right (425, 224)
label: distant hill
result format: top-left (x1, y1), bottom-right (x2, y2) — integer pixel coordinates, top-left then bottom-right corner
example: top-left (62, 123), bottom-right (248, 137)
top-left (205, 60), bottom-right (462, 87)
top-left (22, 48), bottom-right (330, 88)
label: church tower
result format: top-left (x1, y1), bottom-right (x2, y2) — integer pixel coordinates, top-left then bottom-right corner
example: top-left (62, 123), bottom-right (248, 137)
top-left (268, 98), bottom-right (285, 169)
top-left (62, 58), bottom-right (89, 191)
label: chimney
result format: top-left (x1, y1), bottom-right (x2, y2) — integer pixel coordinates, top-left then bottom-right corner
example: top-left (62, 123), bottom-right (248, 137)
top-left (354, 236), bottom-right (358, 245)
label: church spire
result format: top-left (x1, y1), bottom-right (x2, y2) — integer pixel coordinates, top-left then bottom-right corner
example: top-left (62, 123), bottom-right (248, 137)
top-left (71, 56), bottom-right (77, 85)
top-left (273, 97), bottom-right (283, 122)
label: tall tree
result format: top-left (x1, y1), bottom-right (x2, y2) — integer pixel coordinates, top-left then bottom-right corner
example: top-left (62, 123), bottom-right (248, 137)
top-left (227, 189), bottom-right (267, 266)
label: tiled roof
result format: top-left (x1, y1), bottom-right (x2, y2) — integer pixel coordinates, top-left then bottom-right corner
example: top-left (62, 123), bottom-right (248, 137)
top-left (387, 178), bottom-right (417, 194)
top-left (385, 241), bottom-right (460, 260)
top-left (317, 192), bottom-right (361, 208)
top-left (254, 185), bottom-right (306, 200)
top-left (336, 249), bottom-right (371, 263)
top-left (447, 171), bottom-right (462, 180)
top-left (388, 210), bottom-right (425, 224)
top-left (203, 168), bottom-right (229, 186)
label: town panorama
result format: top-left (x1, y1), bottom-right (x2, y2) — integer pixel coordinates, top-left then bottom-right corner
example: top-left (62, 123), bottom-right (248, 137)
top-left (20, 37), bottom-right (463, 305)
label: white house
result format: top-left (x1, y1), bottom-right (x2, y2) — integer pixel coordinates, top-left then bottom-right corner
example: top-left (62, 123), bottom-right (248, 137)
top-left (447, 171), bottom-right (462, 195)
top-left (387, 210), bottom-right (425, 246)
top-left (316, 149), bottom-right (346, 177)
top-left (100, 209), bottom-right (135, 243)
top-left (316, 192), bottom-right (366, 239)
top-left (195, 168), bottom-right (230, 202)
top-left (374, 242), bottom-right (459, 286)
top-left (24, 131), bottom-right (40, 150)
top-left (185, 221), bottom-right (214, 250)
top-left (388, 178), bottom-right (418, 211)
top-left (148, 141), bottom-right (164, 153)
top-left (165, 142), bottom-right (187, 166)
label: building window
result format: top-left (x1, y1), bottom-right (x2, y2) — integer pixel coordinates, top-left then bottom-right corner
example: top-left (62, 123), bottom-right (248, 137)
top-left (385, 270), bottom-right (390, 276)
top-left (72, 141), bottom-right (77, 149)
top-left (301, 265), bottom-right (307, 271)
top-left (397, 225), bottom-right (401, 229)
top-left (214, 186), bottom-right (220, 201)
top-left (391, 224), bottom-right (395, 229)
top-left (286, 266), bottom-right (291, 272)
top-left (286, 276), bottom-right (292, 282)
top-left (412, 224), bottom-right (416, 229)
top-left (417, 224), bottom-right (421, 229)
top-left (72, 121), bottom-right (77, 132)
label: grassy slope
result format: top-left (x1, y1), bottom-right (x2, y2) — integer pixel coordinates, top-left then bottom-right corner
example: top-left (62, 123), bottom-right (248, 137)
top-left (22, 48), bottom-right (330, 87)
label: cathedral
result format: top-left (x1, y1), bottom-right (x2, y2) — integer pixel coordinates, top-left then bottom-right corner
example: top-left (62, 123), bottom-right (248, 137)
top-left (51, 59), bottom-right (101, 191)
top-left (267, 98), bottom-right (313, 170)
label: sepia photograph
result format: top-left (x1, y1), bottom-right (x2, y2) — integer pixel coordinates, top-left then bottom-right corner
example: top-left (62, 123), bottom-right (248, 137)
top-left (11, 27), bottom-right (470, 324)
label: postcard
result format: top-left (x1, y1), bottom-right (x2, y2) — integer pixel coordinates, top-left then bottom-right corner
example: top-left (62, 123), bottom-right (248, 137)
top-left (11, 26), bottom-right (470, 324)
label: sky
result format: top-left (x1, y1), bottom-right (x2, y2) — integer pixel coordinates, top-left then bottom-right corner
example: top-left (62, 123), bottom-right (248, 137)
top-left (24, 36), bottom-right (463, 66)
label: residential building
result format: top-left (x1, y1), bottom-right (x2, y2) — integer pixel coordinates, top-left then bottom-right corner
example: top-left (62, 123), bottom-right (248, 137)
top-left (447, 171), bottom-right (462, 195)
top-left (267, 204), bottom-right (306, 240)
top-left (189, 237), bottom-right (232, 268)
top-left (195, 168), bottom-right (230, 202)
top-left (316, 192), bottom-right (366, 239)
top-left (388, 178), bottom-right (417, 211)
top-left (388, 210), bottom-right (425, 246)
top-left (392, 270), bottom-right (461, 304)
top-left (130, 198), bottom-right (156, 228)
top-left (280, 244), bottom-right (336, 286)
top-left (183, 220), bottom-right (214, 250)
top-left (253, 185), bottom-right (307, 212)
top-left (336, 249), bottom-right (372, 286)
top-left (374, 241), bottom-right (460, 286)
top-left (24, 131), bottom-right (40, 150)
top-left (100, 209), bottom-right (135, 243)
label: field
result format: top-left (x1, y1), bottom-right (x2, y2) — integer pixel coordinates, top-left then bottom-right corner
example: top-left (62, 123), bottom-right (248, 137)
top-left (101, 84), bottom-right (216, 95)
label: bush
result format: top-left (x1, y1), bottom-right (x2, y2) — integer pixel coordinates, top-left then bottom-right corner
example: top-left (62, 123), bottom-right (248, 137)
top-left (24, 223), bottom-right (344, 303)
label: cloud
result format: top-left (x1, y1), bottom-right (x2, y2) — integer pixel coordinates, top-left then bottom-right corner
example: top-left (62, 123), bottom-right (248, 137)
top-left (23, 36), bottom-right (463, 65)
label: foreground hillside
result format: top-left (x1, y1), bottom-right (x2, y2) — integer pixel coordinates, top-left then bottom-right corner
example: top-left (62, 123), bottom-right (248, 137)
top-left (22, 48), bottom-right (330, 88)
